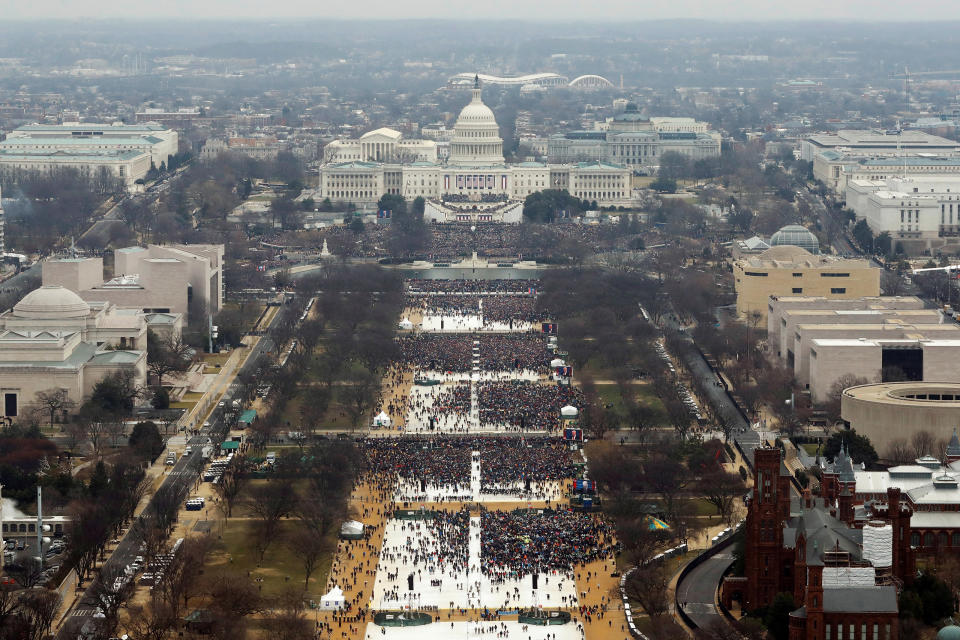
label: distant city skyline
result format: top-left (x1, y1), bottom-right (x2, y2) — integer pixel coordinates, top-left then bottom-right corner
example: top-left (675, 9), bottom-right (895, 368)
top-left (3, 0), bottom-right (960, 22)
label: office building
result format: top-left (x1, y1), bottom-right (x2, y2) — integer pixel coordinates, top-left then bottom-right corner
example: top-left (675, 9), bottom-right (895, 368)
top-left (42, 244), bottom-right (223, 319)
top-left (733, 246), bottom-right (880, 322)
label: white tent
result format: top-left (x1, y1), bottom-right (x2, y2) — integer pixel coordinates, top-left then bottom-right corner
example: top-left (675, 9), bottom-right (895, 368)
top-left (560, 405), bottom-right (579, 417)
top-left (550, 358), bottom-right (566, 368)
top-left (373, 412), bottom-right (392, 428)
top-left (340, 520), bottom-right (365, 537)
top-left (319, 586), bottom-right (346, 610)
top-left (398, 317), bottom-right (414, 330)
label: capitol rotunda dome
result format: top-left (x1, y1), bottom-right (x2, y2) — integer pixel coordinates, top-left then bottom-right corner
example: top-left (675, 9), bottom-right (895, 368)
top-left (448, 75), bottom-right (504, 167)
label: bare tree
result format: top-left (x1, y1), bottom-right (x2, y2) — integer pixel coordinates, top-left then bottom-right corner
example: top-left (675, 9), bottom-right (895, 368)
top-left (13, 557), bottom-right (45, 589)
top-left (881, 270), bottom-right (905, 296)
top-left (342, 369), bottom-right (379, 430)
top-left (911, 429), bottom-right (936, 459)
top-left (34, 388), bottom-right (76, 428)
top-left (700, 469), bottom-right (743, 525)
top-left (148, 329), bottom-right (195, 387)
top-left (213, 459), bottom-right (247, 518)
top-left (264, 587), bottom-right (313, 640)
top-left (246, 480), bottom-right (298, 563)
top-left (16, 588), bottom-right (61, 640)
top-left (90, 565), bottom-right (136, 632)
top-left (155, 534), bottom-right (213, 614)
top-left (287, 526), bottom-right (332, 592)
top-left (625, 565), bottom-right (671, 618)
top-left (64, 420), bottom-right (88, 454)
top-left (125, 598), bottom-right (179, 640)
top-left (884, 438), bottom-right (913, 464)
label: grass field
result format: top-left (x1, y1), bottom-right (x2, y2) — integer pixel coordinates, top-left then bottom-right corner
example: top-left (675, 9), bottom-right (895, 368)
top-left (206, 518), bottom-right (335, 599)
top-left (279, 391), bottom-right (365, 433)
top-left (594, 383), bottom-right (668, 424)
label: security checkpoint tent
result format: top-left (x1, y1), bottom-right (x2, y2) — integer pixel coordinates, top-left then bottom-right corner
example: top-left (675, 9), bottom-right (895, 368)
top-left (340, 520), bottom-right (365, 539)
top-left (373, 411), bottom-right (392, 428)
top-left (560, 405), bottom-right (578, 418)
top-left (238, 409), bottom-right (257, 428)
top-left (319, 586), bottom-right (346, 610)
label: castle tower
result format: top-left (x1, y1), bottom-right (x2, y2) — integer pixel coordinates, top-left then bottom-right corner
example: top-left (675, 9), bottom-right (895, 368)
top-left (947, 429), bottom-right (960, 464)
top-left (806, 565), bottom-right (825, 640)
top-left (745, 447), bottom-right (790, 610)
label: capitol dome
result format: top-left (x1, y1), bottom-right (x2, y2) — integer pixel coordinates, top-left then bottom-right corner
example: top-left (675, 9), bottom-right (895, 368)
top-left (13, 285), bottom-right (91, 319)
top-left (448, 75), bottom-right (504, 167)
top-left (769, 224), bottom-right (820, 254)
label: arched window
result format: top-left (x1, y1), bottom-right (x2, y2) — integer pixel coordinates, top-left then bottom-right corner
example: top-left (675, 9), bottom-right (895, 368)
top-left (924, 532), bottom-right (935, 548)
top-left (941, 532), bottom-right (950, 548)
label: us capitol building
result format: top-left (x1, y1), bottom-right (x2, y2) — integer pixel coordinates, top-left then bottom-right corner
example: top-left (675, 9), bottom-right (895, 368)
top-left (318, 77), bottom-right (632, 222)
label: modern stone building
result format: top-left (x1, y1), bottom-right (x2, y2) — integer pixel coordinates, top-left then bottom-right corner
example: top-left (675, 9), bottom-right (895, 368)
top-left (766, 296), bottom-right (927, 355)
top-left (842, 382), bottom-right (960, 457)
top-left (0, 122), bottom-right (178, 167)
top-left (733, 245), bottom-right (880, 321)
top-left (846, 176), bottom-right (960, 254)
top-left (0, 285), bottom-right (148, 420)
top-left (43, 244), bottom-right (223, 320)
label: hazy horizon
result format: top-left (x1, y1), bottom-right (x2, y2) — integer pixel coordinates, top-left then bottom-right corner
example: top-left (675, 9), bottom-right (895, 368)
top-left (1, 0), bottom-right (959, 22)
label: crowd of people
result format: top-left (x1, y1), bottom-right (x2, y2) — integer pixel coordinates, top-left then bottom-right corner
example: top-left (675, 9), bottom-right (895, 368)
top-left (480, 509), bottom-right (618, 580)
top-left (406, 279), bottom-right (540, 294)
top-left (364, 437), bottom-right (472, 488)
top-left (396, 334), bottom-right (550, 372)
top-left (477, 381), bottom-right (583, 432)
top-left (361, 436), bottom-right (577, 490)
top-left (478, 437), bottom-right (577, 487)
top-left (397, 335), bottom-right (474, 371)
top-left (480, 334), bottom-right (552, 371)
top-left (407, 294), bottom-right (547, 328)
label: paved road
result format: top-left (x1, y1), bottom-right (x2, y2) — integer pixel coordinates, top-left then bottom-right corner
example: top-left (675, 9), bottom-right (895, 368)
top-left (662, 316), bottom-right (761, 463)
top-left (676, 550), bottom-right (735, 630)
top-left (56, 299), bottom-right (290, 638)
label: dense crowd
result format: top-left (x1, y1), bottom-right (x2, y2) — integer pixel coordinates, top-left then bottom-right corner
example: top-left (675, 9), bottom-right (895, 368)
top-left (261, 221), bottom-right (631, 261)
top-left (476, 381), bottom-right (583, 432)
top-left (480, 334), bottom-right (552, 371)
top-left (406, 279), bottom-right (539, 294)
top-left (407, 294), bottom-right (547, 327)
top-left (364, 437), bottom-right (472, 488)
top-left (479, 436), bottom-right (578, 487)
top-left (397, 335), bottom-right (474, 371)
top-left (481, 509), bottom-right (617, 580)
top-left (361, 436), bottom-right (576, 489)
top-left (396, 333), bottom-right (550, 372)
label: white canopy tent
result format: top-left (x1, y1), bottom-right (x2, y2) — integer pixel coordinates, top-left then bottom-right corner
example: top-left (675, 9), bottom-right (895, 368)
top-left (373, 412), bottom-right (392, 428)
top-left (340, 520), bottom-right (365, 539)
top-left (398, 317), bottom-right (414, 330)
top-left (550, 358), bottom-right (566, 368)
top-left (319, 586), bottom-right (346, 610)
top-left (560, 405), bottom-right (579, 418)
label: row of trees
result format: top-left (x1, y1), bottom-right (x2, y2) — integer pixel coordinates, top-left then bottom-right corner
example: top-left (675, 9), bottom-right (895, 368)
top-left (589, 437), bottom-right (744, 637)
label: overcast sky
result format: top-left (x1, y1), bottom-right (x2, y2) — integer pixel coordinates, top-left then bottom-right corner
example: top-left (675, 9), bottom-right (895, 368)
top-left (3, 0), bottom-right (960, 21)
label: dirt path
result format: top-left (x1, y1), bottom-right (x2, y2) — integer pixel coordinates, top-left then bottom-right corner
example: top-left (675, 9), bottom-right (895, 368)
top-left (315, 471), bottom-right (630, 640)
